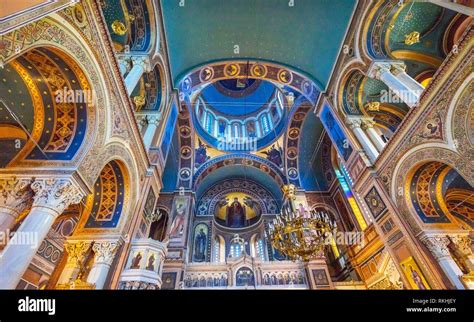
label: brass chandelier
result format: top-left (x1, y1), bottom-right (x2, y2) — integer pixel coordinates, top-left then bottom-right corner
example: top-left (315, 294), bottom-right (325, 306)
top-left (267, 185), bottom-right (336, 261)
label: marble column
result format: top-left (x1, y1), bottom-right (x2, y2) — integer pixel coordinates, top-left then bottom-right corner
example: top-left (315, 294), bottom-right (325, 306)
top-left (143, 114), bottom-right (161, 150)
top-left (0, 178), bottom-right (32, 233)
top-left (0, 178), bottom-right (84, 289)
top-left (390, 63), bottom-right (425, 93)
top-left (86, 241), bottom-right (120, 289)
top-left (420, 235), bottom-right (465, 289)
top-left (428, 0), bottom-right (474, 16)
top-left (368, 61), bottom-right (423, 108)
top-left (360, 118), bottom-right (386, 152)
top-left (57, 241), bottom-right (91, 285)
top-left (125, 56), bottom-right (151, 95)
top-left (346, 117), bottom-right (379, 163)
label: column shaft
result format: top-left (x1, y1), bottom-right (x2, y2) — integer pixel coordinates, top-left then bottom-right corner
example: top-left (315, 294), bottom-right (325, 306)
top-left (0, 207), bottom-right (57, 288)
top-left (365, 127), bottom-right (386, 152)
top-left (125, 63), bottom-right (145, 95)
top-left (0, 178), bottom-right (83, 289)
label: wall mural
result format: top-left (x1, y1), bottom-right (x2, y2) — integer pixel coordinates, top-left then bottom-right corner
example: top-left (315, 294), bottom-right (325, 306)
top-left (400, 256), bottom-right (430, 290)
top-left (192, 223), bottom-right (209, 262)
top-left (235, 267), bottom-right (255, 287)
top-left (196, 179), bottom-right (279, 228)
top-left (215, 192), bottom-right (261, 229)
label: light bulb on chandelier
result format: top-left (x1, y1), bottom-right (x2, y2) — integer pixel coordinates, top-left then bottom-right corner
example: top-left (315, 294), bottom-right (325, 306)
top-left (267, 207), bottom-right (336, 262)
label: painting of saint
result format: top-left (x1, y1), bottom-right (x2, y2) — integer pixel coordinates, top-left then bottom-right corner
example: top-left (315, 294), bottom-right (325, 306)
top-left (235, 267), bottom-right (255, 286)
top-left (226, 198), bottom-right (246, 228)
top-left (146, 254), bottom-right (155, 271)
top-left (195, 139), bottom-right (210, 167)
top-left (130, 252), bottom-right (142, 269)
top-left (193, 224), bottom-right (208, 262)
top-left (218, 120), bottom-right (227, 137)
top-left (246, 121), bottom-right (256, 138)
top-left (169, 199), bottom-right (187, 239)
top-left (262, 144), bottom-right (283, 167)
top-left (400, 257), bottom-right (430, 290)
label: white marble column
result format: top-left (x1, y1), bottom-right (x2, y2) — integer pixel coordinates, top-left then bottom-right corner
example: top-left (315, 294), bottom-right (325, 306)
top-left (86, 241), bottom-right (120, 289)
top-left (428, 0), bottom-right (474, 16)
top-left (125, 56), bottom-right (151, 95)
top-left (346, 117), bottom-right (379, 163)
top-left (390, 63), bottom-right (425, 93)
top-left (368, 61), bottom-right (423, 108)
top-left (57, 241), bottom-right (91, 285)
top-left (0, 178), bottom-right (84, 289)
top-left (143, 114), bottom-right (161, 150)
top-left (0, 178), bottom-right (32, 233)
top-left (420, 235), bottom-right (465, 289)
top-left (360, 118), bottom-right (386, 152)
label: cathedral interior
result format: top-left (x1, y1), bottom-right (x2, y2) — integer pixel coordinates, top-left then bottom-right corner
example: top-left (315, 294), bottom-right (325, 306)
top-left (0, 0), bottom-right (472, 291)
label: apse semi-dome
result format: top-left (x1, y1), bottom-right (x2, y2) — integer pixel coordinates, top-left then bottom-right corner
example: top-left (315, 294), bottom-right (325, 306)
top-left (192, 78), bottom-right (287, 151)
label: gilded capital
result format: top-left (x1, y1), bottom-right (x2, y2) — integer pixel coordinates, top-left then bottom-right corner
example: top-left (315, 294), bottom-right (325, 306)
top-left (361, 118), bottom-right (376, 130)
top-left (64, 242), bottom-right (91, 266)
top-left (0, 178), bottom-right (33, 214)
top-left (448, 235), bottom-right (472, 257)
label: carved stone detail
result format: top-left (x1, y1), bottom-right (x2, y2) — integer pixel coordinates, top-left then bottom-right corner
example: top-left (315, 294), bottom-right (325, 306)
top-left (420, 235), bottom-right (451, 260)
top-left (92, 241), bottom-right (120, 265)
top-left (64, 242), bottom-right (91, 266)
top-left (0, 178), bottom-right (33, 214)
top-left (449, 235), bottom-right (473, 257)
top-left (31, 179), bottom-right (84, 214)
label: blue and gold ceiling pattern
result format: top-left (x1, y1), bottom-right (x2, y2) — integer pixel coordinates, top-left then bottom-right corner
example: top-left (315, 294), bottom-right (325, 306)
top-left (0, 48), bottom-right (89, 166)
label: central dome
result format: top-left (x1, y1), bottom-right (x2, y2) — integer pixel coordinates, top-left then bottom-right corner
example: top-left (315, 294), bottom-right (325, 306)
top-left (200, 79), bottom-right (276, 117)
top-left (193, 78), bottom-right (287, 151)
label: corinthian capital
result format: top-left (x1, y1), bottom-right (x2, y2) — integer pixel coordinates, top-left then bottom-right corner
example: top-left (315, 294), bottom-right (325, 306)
top-left (448, 235), bottom-right (472, 257)
top-left (31, 178), bottom-right (84, 214)
top-left (92, 241), bottom-right (120, 265)
top-left (64, 242), bottom-right (91, 266)
top-left (0, 177), bottom-right (33, 214)
top-left (420, 235), bottom-right (451, 260)
top-left (131, 56), bottom-right (151, 72)
top-left (147, 113), bottom-right (162, 126)
top-left (360, 118), bottom-right (376, 130)
top-left (345, 117), bottom-right (363, 129)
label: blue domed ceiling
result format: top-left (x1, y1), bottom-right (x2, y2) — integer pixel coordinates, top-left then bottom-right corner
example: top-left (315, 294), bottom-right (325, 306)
top-left (200, 79), bottom-right (276, 116)
top-left (161, 0), bottom-right (356, 89)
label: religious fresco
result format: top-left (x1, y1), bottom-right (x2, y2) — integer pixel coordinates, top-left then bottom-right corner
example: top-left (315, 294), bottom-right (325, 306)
top-left (169, 197), bottom-right (188, 240)
top-left (192, 223), bottom-right (209, 262)
top-left (214, 192), bottom-right (262, 229)
top-left (235, 267), bottom-right (255, 287)
top-left (400, 257), bottom-right (430, 290)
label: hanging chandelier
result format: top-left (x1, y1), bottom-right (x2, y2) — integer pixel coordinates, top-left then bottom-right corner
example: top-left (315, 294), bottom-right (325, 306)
top-left (267, 185), bottom-right (336, 261)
